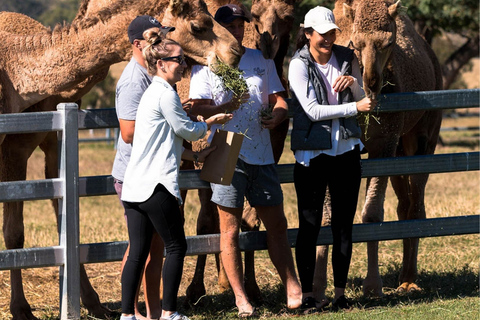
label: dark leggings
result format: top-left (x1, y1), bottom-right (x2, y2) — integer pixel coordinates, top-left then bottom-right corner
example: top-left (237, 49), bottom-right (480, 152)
top-left (294, 147), bottom-right (361, 291)
top-left (122, 184), bottom-right (187, 314)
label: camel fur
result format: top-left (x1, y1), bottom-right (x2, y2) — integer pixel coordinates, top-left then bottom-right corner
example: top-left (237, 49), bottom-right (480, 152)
top-left (312, 0), bottom-right (443, 302)
top-left (0, 0), bottom-right (243, 319)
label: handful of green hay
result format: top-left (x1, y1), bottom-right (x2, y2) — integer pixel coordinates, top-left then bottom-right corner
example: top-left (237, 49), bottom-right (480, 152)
top-left (260, 104), bottom-right (273, 120)
top-left (211, 60), bottom-right (249, 99)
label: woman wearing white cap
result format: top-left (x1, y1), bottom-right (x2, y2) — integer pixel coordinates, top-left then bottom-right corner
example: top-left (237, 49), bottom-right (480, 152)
top-left (288, 6), bottom-right (376, 312)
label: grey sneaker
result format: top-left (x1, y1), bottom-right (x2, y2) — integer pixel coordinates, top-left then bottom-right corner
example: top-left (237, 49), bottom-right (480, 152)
top-left (160, 312), bottom-right (190, 320)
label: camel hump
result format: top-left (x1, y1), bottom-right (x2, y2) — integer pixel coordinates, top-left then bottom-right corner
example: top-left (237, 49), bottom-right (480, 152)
top-left (0, 12), bottom-right (49, 34)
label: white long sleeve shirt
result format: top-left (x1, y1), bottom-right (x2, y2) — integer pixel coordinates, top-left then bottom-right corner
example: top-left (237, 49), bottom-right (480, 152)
top-left (289, 52), bottom-right (365, 166)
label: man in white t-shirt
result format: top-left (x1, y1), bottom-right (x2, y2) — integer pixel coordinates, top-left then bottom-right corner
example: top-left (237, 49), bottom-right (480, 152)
top-left (188, 4), bottom-right (302, 316)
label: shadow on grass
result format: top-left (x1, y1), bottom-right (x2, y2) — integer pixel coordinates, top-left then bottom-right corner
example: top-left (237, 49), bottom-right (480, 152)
top-left (97, 263), bottom-right (478, 319)
top-left (351, 262), bottom-right (479, 310)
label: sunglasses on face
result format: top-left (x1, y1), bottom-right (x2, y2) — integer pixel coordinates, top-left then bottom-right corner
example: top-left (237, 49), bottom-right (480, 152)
top-left (160, 55), bottom-right (185, 65)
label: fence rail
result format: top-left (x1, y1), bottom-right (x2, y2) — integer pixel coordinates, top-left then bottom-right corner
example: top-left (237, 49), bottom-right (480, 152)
top-left (0, 89), bottom-right (479, 319)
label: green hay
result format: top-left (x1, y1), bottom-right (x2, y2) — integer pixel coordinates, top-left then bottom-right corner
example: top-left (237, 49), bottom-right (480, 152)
top-left (211, 60), bottom-right (249, 99)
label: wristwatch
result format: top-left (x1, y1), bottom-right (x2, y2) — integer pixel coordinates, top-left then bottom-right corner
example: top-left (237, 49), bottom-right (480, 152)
top-left (193, 153), bottom-right (199, 167)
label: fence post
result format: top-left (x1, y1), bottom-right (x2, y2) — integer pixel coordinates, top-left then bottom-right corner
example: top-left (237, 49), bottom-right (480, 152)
top-left (57, 103), bottom-right (81, 320)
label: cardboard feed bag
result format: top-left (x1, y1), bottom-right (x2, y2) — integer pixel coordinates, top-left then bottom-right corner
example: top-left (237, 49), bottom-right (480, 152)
top-left (200, 129), bottom-right (244, 185)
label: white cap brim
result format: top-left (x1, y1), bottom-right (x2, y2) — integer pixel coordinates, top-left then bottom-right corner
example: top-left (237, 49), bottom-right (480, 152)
top-left (311, 23), bottom-right (341, 34)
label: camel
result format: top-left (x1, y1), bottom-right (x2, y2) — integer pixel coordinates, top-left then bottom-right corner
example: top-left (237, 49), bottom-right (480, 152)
top-left (312, 0), bottom-right (443, 302)
top-left (182, 0), bottom-right (299, 307)
top-left (0, 1), bottom-right (242, 319)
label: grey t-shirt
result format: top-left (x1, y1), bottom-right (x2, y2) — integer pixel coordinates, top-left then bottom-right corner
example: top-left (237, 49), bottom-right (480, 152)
top-left (111, 58), bottom-right (152, 181)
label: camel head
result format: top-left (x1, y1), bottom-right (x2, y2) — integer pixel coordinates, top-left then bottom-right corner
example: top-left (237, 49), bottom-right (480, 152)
top-left (162, 0), bottom-right (243, 68)
top-left (250, 0), bottom-right (296, 60)
top-left (343, 0), bottom-right (402, 99)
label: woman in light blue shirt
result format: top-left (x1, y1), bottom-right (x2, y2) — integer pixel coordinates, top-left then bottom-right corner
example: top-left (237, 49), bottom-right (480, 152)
top-left (120, 28), bottom-right (232, 320)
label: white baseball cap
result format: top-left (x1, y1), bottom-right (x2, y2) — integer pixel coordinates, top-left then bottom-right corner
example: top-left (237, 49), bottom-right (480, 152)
top-left (301, 6), bottom-right (341, 34)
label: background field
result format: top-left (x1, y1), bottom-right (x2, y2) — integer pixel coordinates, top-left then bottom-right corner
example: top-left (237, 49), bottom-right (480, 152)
top-left (0, 113), bottom-right (478, 319)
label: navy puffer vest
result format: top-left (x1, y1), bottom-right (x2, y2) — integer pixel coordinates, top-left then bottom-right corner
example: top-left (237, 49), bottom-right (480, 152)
top-left (290, 44), bottom-right (361, 151)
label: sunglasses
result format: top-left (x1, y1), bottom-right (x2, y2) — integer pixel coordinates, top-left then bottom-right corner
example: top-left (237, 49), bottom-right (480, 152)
top-left (160, 55), bottom-right (185, 65)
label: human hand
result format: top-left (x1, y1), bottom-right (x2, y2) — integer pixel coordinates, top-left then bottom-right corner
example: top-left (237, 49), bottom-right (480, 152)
top-left (356, 97), bottom-right (377, 112)
top-left (205, 113), bottom-right (233, 127)
top-left (197, 145), bottom-right (217, 162)
top-left (228, 92), bottom-right (250, 112)
top-left (333, 75), bottom-right (355, 92)
top-left (261, 107), bottom-right (287, 129)
top-left (182, 98), bottom-right (192, 112)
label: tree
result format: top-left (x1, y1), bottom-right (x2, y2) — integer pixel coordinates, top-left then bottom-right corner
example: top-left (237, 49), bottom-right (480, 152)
top-left (38, 0), bottom-right (80, 27)
top-left (403, 0), bottom-right (479, 89)
top-left (0, 0), bottom-right (46, 20)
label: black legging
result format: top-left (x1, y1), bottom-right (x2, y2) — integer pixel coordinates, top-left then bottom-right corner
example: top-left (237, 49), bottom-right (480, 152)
top-left (294, 146), bottom-right (361, 291)
top-left (122, 184), bottom-right (187, 314)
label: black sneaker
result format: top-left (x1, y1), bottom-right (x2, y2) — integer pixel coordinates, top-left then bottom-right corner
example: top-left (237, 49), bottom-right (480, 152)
top-left (331, 295), bottom-right (352, 311)
top-left (300, 296), bottom-right (318, 314)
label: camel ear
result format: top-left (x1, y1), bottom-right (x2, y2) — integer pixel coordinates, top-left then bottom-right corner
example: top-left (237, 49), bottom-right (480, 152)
top-left (240, 3), bottom-right (253, 22)
top-left (169, 0), bottom-right (188, 16)
top-left (343, 3), bottom-right (355, 22)
top-left (388, 0), bottom-right (407, 18)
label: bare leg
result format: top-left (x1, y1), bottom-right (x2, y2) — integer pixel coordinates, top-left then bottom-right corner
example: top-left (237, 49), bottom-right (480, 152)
top-left (217, 205), bottom-right (254, 315)
top-left (256, 204), bottom-right (302, 309)
top-left (143, 233), bottom-right (164, 319)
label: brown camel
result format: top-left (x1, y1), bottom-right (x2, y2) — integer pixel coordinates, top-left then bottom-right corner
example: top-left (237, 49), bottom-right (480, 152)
top-left (312, 0), bottom-right (443, 302)
top-left (0, 1), bottom-right (242, 319)
top-left (183, 0), bottom-right (299, 307)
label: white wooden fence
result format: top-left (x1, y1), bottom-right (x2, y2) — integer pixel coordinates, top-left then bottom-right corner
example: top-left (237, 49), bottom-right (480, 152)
top-left (0, 89), bottom-right (479, 319)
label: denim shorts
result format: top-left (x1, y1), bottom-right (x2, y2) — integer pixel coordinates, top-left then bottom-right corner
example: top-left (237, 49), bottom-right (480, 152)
top-left (211, 159), bottom-right (283, 208)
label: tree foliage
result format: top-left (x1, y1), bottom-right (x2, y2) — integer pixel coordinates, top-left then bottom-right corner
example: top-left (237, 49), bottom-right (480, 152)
top-left (403, 0), bottom-right (479, 42)
top-left (38, 0), bottom-right (80, 27)
top-left (0, 0), bottom-right (46, 20)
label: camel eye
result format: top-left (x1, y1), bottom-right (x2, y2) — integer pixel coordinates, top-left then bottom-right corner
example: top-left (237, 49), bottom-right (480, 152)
top-left (386, 38), bottom-right (395, 47)
top-left (190, 20), bottom-right (212, 34)
top-left (349, 40), bottom-right (361, 51)
top-left (379, 38), bottom-right (395, 51)
top-left (283, 14), bottom-right (294, 22)
top-left (350, 34), bottom-right (365, 51)
top-left (190, 22), bottom-right (206, 34)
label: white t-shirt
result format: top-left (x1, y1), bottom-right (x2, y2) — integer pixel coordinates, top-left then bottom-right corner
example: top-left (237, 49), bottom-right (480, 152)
top-left (189, 48), bottom-right (285, 165)
top-left (288, 52), bottom-right (365, 166)
top-left (121, 76), bottom-right (208, 204)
